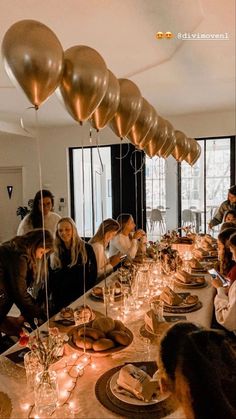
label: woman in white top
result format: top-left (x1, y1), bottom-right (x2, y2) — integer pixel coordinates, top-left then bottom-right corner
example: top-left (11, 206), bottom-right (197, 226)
top-left (89, 218), bottom-right (121, 278)
top-left (17, 189), bottom-right (61, 236)
top-left (212, 231), bottom-right (236, 333)
top-left (109, 214), bottom-right (146, 259)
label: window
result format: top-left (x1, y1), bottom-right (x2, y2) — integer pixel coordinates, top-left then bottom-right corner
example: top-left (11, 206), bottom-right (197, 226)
top-left (180, 137), bottom-right (235, 234)
top-left (70, 146), bottom-right (112, 238)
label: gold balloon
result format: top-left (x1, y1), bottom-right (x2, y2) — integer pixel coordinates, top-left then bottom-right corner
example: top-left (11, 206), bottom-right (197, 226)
top-left (190, 142), bottom-right (201, 166)
top-left (139, 108), bottom-right (159, 149)
top-left (171, 130), bottom-right (189, 161)
top-left (1, 19), bottom-right (64, 107)
top-left (109, 79), bottom-right (142, 138)
top-left (157, 120), bottom-right (176, 158)
top-left (144, 121), bottom-right (168, 157)
top-left (184, 138), bottom-right (199, 165)
top-left (90, 69), bottom-right (120, 130)
top-left (127, 99), bottom-right (157, 148)
top-left (59, 45), bottom-right (108, 123)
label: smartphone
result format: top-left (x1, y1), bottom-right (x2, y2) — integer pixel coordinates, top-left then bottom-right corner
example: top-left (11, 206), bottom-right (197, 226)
top-left (120, 254), bottom-right (127, 260)
top-left (208, 268), bottom-right (228, 286)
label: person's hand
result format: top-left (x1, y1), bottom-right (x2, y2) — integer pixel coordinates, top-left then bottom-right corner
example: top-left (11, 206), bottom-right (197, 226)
top-left (133, 229), bottom-right (146, 240)
top-left (109, 254), bottom-right (121, 267)
top-left (211, 277), bottom-right (225, 289)
top-left (208, 222), bottom-right (213, 230)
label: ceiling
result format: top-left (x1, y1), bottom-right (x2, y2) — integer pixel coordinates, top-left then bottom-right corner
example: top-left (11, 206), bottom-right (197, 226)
top-left (0, 0), bottom-right (235, 131)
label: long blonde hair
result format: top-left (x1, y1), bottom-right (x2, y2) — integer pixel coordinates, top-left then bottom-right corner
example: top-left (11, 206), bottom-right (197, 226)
top-left (89, 218), bottom-right (119, 244)
top-left (51, 217), bottom-right (87, 269)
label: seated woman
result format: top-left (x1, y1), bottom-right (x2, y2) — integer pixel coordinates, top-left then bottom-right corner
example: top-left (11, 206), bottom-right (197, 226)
top-left (0, 229), bottom-right (54, 334)
top-left (224, 209), bottom-right (236, 223)
top-left (17, 189), bottom-right (61, 236)
top-left (212, 231), bottom-right (236, 333)
top-left (217, 227), bottom-right (236, 284)
top-left (50, 217), bottom-right (97, 313)
top-left (109, 214), bottom-right (146, 259)
top-left (158, 323), bottom-right (236, 419)
top-left (89, 218), bottom-right (121, 278)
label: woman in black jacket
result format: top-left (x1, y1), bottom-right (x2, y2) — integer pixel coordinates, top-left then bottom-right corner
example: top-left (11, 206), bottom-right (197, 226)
top-left (50, 217), bottom-right (97, 313)
top-left (0, 229), bottom-right (54, 332)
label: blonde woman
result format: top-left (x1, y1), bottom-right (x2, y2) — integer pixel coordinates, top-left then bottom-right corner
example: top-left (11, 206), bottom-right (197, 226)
top-left (50, 217), bottom-right (97, 312)
top-left (89, 218), bottom-right (120, 278)
top-left (109, 214), bottom-right (146, 259)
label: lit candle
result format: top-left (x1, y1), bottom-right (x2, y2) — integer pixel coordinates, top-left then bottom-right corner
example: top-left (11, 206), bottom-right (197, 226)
top-left (21, 403), bottom-right (30, 411)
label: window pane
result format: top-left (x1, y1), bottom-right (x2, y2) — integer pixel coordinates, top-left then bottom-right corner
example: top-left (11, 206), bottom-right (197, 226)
top-left (145, 156), bottom-right (166, 237)
top-left (181, 138), bottom-right (231, 234)
top-left (72, 147), bottom-right (112, 237)
top-left (73, 148), bottom-right (92, 237)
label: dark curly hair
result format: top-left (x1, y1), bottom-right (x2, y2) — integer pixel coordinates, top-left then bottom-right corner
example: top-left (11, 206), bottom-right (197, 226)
top-left (28, 190), bottom-right (54, 228)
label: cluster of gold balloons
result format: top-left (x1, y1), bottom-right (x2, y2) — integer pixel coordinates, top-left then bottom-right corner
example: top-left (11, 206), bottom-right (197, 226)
top-left (1, 19), bottom-right (201, 166)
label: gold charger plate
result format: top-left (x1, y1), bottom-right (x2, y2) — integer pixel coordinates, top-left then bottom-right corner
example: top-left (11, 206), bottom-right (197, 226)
top-left (68, 325), bottom-right (133, 357)
top-left (174, 278), bottom-right (207, 289)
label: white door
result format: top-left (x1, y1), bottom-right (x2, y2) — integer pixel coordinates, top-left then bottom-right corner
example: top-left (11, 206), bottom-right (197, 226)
top-left (0, 167), bottom-right (23, 243)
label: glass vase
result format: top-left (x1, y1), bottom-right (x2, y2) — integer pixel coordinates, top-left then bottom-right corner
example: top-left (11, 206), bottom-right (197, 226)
top-left (34, 369), bottom-right (58, 416)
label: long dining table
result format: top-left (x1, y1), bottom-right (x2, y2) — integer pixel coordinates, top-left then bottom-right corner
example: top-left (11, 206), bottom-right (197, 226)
top-left (0, 269), bottom-right (215, 419)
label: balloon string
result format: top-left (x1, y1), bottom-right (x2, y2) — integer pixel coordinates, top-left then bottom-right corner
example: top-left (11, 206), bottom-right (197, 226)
top-left (120, 142), bottom-right (122, 216)
top-left (96, 131), bottom-right (108, 299)
top-left (20, 106), bottom-right (37, 136)
top-left (130, 149), bottom-right (145, 175)
top-left (141, 158), bottom-right (144, 230)
top-left (34, 107), bottom-right (50, 327)
top-left (81, 133), bottom-right (87, 321)
top-left (151, 157), bottom-right (154, 241)
top-left (134, 152), bottom-right (138, 226)
top-left (116, 141), bottom-right (130, 160)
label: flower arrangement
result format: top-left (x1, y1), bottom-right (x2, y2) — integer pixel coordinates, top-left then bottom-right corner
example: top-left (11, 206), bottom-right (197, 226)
top-left (19, 319), bottom-right (64, 371)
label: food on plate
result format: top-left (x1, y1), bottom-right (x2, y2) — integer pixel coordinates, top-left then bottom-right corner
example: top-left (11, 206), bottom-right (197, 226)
top-left (117, 364), bottom-right (159, 402)
top-left (74, 305), bottom-right (93, 323)
top-left (189, 258), bottom-right (204, 270)
top-left (160, 286), bottom-right (183, 306)
top-left (71, 317), bottom-right (132, 352)
top-left (93, 338), bottom-right (115, 351)
top-left (184, 295), bottom-right (199, 305)
top-left (194, 276), bottom-right (205, 284)
top-left (108, 330), bottom-right (132, 346)
top-left (60, 307), bottom-right (74, 319)
top-left (113, 319), bottom-right (127, 331)
top-left (175, 270), bottom-right (193, 284)
top-left (92, 286), bottom-right (103, 297)
top-left (92, 316), bottom-right (115, 333)
top-left (74, 336), bottom-right (94, 350)
top-left (78, 326), bottom-right (105, 340)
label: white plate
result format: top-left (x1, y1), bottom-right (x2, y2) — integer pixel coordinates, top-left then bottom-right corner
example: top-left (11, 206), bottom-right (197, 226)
top-left (55, 310), bottom-right (95, 324)
top-left (174, 279), bottom-right (207, 289)
top-left (109, 371), bottom-right (168, 406)
top-left (163, 299), bottom-right (198, 309)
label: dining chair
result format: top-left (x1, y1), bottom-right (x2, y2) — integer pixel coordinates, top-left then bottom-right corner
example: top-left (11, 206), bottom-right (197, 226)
top-left (182, 209), bottom-right (195, 228)
top-left (149, 208), bottom-right (166, 234)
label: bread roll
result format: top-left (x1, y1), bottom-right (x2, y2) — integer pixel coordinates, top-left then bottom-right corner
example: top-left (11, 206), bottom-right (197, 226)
top-left (194, 276), bottom-right (205, 284)
top-left (184, 295), bottom-right (198, 305)
top-left (92, 317), bottom-right (115, 333)
top-left (92, 287), bottom-right (103, 297)
top-left (113, 319), bottom-right (126, 331)
top-left (60, 307), bottom-right (74, 318)
top-left (78, 327), bottom-right (105, 340)
top-left (108, 330), bottom-right (132, 346)
top-left (92, 338), bottom-right (115, 351)
top-left (74, 336), bottom-right (93, 349)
